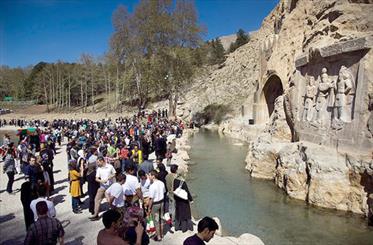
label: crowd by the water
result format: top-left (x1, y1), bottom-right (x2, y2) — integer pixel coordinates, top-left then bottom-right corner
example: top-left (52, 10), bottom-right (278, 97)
top-left (0, 109), bottom-right (219, 245)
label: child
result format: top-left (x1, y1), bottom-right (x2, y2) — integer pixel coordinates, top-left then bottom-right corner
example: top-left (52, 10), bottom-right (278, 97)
top-left (69, 160), bottom-right (84, 214)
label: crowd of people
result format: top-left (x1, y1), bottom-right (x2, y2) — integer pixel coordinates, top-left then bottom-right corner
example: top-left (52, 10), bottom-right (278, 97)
top-left (1, 109), bottom-right (219, 245)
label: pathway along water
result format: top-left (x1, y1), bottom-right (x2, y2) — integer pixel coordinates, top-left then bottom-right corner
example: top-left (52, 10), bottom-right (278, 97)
top-left (187, 129), bottom-right (373, 245)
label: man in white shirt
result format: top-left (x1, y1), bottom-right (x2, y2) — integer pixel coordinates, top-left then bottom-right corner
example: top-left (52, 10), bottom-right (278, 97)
top-left (30, 185), bottom-right (56, 221)
top-left (90, 156), bottom-right (116, 221)
top-left (123, 164), bottom-right (141, 206)
top-left (148, 170), bottom-right (166, 241)
top-left (138, 169), bottom-right (151, 215)
top-left (105, 173), bottom-right (126, 209)
top-left (138, 170), bottom-right (151, 199)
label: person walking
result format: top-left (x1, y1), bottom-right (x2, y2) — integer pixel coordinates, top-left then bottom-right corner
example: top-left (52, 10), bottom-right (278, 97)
top-left (90, 156), bottom-right (116, 221)
top-left (3, 147), bottom-right (16, 193)
top-left (148, 170), bottom-right (166, 241)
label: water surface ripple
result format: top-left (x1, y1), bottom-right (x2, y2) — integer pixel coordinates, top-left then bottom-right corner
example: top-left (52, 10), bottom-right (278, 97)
top-left (188, 129), bottom-right (373, 245)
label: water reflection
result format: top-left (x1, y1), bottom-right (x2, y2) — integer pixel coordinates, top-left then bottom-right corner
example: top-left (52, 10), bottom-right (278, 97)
top-left (188, 129), bottom-right (373, 245)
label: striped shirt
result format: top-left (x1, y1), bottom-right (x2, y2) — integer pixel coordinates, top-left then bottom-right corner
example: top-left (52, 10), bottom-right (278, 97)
top-left (24, 216), bottom-right (64, 245)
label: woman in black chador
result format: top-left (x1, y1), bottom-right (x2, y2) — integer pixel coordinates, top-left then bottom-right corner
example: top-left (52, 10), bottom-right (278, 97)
top-left (173, 178), bottom-right (193, 232)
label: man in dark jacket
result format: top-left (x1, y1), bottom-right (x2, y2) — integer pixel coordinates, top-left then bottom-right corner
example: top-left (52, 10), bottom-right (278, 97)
top-left (40, 143), bottom-right (55, 192)
top-left (183, 217), bottom-right (219, 245)
top-left (154, 133), bottom-right (167, 160)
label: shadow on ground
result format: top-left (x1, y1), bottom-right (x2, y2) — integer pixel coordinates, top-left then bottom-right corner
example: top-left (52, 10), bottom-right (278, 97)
top-left (65, 236), bottom-right (85, 245)
top-left (0, 213), bottom-right (16, 224)
top-left (52, 185), bottom-right (67, 195)
top-left (54, 178), bottom-right (69, 185)
top-left (1, 235), bottom-right (24, 245)
top-left (52, 194), bottom-right (67, 206)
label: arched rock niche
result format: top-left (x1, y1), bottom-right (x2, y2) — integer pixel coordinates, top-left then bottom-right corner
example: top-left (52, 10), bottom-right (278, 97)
top-left (254, 74), bottom-right (284, 124)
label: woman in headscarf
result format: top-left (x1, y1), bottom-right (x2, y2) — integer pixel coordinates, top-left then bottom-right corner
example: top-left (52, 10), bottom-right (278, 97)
top-left (173, 175), bottom-right (193, 232)
top-left (77, 149), bottom-right (87, 198)
top-left (69, 159), bottom-right (84, 214)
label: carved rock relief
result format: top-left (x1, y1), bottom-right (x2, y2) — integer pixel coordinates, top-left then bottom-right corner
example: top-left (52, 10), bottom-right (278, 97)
top-left (300, 65), bottom-right (356, 129)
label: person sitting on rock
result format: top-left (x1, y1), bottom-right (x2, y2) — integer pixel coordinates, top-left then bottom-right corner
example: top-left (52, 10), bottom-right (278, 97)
top-left (183, 217), bottom-right (219, 245)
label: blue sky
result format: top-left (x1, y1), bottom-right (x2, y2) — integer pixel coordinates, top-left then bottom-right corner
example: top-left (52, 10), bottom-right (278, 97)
top-left (0, 0), bottom-right (278, 68)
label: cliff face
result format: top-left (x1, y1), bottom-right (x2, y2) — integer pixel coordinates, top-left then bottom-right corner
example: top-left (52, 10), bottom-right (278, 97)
top-left (181, 0), bottom-right (373, 221)
top-left (175, 29), bottom-right (266, 121)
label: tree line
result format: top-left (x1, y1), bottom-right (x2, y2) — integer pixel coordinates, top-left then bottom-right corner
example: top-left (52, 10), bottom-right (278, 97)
top-left (0, 0), bottom-right (250, 115)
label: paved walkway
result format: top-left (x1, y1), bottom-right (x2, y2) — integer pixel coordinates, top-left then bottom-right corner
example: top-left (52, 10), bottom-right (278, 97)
top-left (0, 138), bottom-right (196, 245)
top-left (0, 140), bottom-right (106, 244)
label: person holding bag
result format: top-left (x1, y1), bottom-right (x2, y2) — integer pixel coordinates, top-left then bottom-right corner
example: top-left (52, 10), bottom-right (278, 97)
top-left (173, 176), bottom-right (193, 232)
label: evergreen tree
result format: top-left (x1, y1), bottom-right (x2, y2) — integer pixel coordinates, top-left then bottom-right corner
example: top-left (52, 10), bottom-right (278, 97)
top-left (208, 38), bottom-right (225, 65)
top-left (229, 28), bottom-right (249, 53)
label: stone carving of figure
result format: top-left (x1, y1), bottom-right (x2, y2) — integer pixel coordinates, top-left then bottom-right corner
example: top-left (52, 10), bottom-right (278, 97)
top-left (332, 65), bottom-right (354, 123)
top-left (315, 68), bottom-right (333, 124)
top-left (303, 76), bottom-right (317, 121)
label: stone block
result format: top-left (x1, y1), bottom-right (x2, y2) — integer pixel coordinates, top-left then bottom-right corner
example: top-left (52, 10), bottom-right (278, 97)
top-left (319, 43), bottom-right (343, 57)
top-left (319, 36), bottom-right (373, 58)
top-left (295, 53), bottom-right (309, 67)
top-left (295, 36), bottom-right (372, 68)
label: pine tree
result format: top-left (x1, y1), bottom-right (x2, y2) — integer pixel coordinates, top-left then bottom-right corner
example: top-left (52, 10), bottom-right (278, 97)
top-left (214, 38), bottom-right (226, 64)
top-left (208, 38), bottom-right (225, 65)
top-left (229, 28), bottom-right (249, 53)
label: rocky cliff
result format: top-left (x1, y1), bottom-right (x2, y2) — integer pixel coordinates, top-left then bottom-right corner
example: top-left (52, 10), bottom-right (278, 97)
top-left (179, 0), bottom-right (373, 222)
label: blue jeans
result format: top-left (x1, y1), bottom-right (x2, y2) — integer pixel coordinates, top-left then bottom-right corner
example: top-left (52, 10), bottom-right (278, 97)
top-left (72, 197), bottom-right (79, 210)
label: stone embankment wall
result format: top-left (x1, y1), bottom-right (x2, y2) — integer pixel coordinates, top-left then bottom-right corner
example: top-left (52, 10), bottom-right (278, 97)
top-left (169, 129), bottom-right (264, 245)
top-left (245, 95), bottom-right (373, 215)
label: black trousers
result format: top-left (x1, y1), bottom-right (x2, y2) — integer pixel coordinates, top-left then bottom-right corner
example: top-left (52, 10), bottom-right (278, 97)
top-left (46, 165), bottom-right (54, 191)
top-left (87, 172), bottom-right (99, 214)
top-left (6, 172), bottom-right (15, 193)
